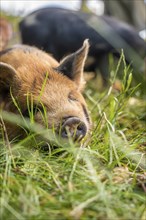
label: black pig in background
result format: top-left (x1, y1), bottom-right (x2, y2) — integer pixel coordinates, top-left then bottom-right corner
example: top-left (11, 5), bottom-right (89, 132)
top-left (19, 7), bottom-right (146, 84)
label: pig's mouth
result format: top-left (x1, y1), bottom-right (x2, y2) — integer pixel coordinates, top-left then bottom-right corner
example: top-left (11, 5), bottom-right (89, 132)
top-left (58, 116), bottom-right (88, 141)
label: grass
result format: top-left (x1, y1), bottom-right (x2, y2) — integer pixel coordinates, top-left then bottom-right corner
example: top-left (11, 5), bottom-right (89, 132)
top-left (0, 59), bottom-right (146, 220)
top-left (0, 12), bottom-right (146, 220)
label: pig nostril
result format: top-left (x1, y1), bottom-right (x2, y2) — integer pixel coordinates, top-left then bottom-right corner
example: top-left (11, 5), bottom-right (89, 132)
top-left (61, 117), bottom-right (87, 141)
top-left (61, 129), bottom-right (68, 138)
top-left (78, 124), bottom-right (85, 131)
top-left (76, 123), bottom-right (87, 138)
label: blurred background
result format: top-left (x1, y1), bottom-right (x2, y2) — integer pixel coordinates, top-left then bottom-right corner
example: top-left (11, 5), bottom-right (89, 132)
top-left (1, 0), bottom-right (146, 88)
top-left (1, 0), bottom-right (146, 32)
top-left (1, 0), bottom-right (104, 16)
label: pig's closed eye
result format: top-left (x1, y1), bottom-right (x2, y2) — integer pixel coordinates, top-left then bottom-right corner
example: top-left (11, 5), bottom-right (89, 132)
top-left (68, 93), bottom-right (78, 102)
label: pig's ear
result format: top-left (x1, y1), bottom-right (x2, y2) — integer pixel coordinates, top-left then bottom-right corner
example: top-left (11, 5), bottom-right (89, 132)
top-left (57, 39), bottom-right (89, 90)
top-left (0, 62), bottom-right (17, 101)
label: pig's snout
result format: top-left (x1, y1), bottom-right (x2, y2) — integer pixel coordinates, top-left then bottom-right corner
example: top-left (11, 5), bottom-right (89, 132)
top-left (61, 117), bottom-right (87, 141)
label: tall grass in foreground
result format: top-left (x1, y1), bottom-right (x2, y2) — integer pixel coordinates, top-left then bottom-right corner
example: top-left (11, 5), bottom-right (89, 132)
top-left (0, 58), bottom-right (146, 220)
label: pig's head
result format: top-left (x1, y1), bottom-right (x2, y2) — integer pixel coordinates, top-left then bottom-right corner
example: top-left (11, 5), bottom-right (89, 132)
top-left (0, 40), bottom-right (91, 141)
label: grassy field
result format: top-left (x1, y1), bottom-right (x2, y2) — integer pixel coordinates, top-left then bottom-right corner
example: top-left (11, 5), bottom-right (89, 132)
top-left (0, 13), bottom-right (146, 220)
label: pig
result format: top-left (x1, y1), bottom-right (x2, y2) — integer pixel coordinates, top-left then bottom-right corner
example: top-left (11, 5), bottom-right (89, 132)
top-left (0, 18), bottom-right (13, 51)
top-left (19, 7), bottom-right (146, 83)
top-left (0, 40), bottom-right (91, 141)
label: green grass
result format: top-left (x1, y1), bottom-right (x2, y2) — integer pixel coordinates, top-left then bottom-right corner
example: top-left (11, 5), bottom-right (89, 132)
top-left (0, 12), bottom-right (146, 220)
top-left (0, 64), bottom-right (146, 220)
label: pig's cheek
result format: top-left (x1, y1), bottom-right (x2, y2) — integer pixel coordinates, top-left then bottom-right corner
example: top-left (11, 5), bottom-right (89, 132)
top-left (34, 113), bottom-right (56, 129)
top-left (33, 113), bottom-right (46, 125)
